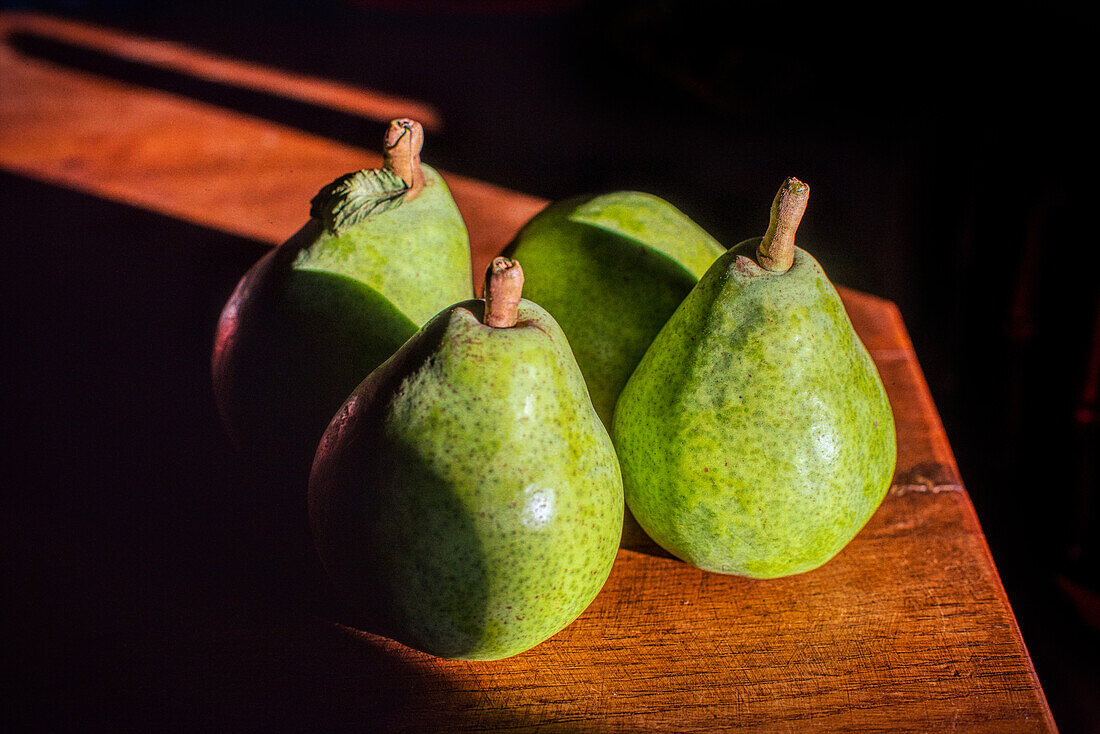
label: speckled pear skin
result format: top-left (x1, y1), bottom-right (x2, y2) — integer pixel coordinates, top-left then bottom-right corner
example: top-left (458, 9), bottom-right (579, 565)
top-left (309, 299), bottom-right (624, 660)
top-left (212, 165), bottom-right (472, 484)
top-left (505, 192), bottom-right (725, 549)
top-left (612, 239), bottom-right (896, 578)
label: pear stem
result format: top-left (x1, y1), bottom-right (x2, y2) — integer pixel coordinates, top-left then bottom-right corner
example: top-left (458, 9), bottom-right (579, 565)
top-left (383, 119), bottom-right (426, 199)
top-left (483, 257), bottom-right (524, 328)
top-left (757, 177), bottom-right (810, 273)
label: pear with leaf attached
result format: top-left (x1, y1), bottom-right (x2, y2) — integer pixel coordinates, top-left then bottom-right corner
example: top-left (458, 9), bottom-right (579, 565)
top-left (309, 258), bottom-right (623, 660)
top-left (612, 178), bottom-right (896, 578)
top-left (212, 119), bottom-right (472, 486)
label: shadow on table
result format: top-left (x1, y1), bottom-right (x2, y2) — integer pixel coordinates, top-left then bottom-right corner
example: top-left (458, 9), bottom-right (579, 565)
top-left (0, 172), bottom-right (606, 733)
top-left (5, 28), bottom-right (391, 154)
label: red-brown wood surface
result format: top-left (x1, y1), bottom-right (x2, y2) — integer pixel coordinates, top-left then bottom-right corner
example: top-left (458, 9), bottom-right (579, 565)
top-left (1, 13), bottom-right (1057, 732)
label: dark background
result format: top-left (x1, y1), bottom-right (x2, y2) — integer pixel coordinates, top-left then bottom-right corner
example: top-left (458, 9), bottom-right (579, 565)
top-left (3, 0), bottom-right (1097, 731)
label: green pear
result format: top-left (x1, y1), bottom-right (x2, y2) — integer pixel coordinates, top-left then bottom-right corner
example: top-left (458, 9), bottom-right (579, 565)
top-left (212, 119), bottom-right (472, 483)
top-left (505, 192), bottom-right (725, 546)
top-left (505, 191), bottom-right (726, 426)
top-left (612, 178), bottom-right (896, 578)
top-left (309, 258), bottom-right (623, 660)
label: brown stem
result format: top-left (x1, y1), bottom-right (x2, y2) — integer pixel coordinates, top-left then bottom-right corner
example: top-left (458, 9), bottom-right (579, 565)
top-left (757, 177), bottom-right (810, 273)
top-left (483, 257), bottom-right (524, 328)
top-left (383, 119), bottom-right (426, 199)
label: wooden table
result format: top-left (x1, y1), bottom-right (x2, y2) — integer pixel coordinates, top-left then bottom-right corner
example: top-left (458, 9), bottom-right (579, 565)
top-left (1, 12), bottom-right (1057, 732)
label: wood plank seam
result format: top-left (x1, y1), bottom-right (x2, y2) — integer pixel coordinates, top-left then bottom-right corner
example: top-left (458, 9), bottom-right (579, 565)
top-left (890, 483), bottom-right (964, 495)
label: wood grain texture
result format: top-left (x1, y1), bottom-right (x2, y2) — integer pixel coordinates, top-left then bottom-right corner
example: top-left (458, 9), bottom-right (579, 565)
top-left (0, 13), bottom-right (1056, 732)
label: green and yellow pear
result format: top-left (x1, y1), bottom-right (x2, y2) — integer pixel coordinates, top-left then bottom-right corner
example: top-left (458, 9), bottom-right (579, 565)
top-left (309, 258), bottom-right (624, 660)
top-left (612, 178), bottom-right (896, 578)
top-left (212, 119), bottom-right (472, 484)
